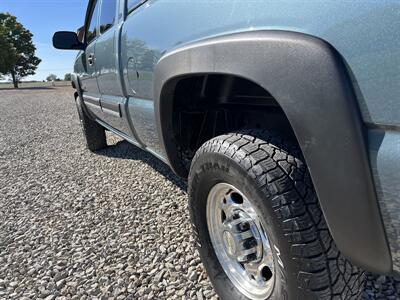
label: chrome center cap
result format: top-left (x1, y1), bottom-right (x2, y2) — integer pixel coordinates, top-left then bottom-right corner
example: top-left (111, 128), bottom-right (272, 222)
top-left (222, 230), bottom-right (236, 257)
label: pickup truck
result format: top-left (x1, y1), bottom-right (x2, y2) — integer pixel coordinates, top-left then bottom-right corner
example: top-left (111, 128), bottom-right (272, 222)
top-left (53, 1), bottom-right (400, 299)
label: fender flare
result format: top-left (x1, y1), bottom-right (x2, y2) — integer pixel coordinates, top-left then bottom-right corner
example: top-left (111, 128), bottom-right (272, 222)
top-left (153, 30), bottom-right (391, 273)
top-left (71, 73), bottom-right (97, 120)
top-left (71, 73), bottom-right (81, 97)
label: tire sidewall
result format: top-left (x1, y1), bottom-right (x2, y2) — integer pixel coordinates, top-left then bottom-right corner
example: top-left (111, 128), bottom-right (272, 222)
top-left (189, 152), bottom-right (307, 300)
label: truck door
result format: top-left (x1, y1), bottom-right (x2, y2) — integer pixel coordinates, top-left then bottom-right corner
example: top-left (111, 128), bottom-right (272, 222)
top-left (121, 0), bottom-right (164, 154)
top-left (79, 0), bottom-right (102, 117)
top-left (95, 0), bottom-right (131, 135)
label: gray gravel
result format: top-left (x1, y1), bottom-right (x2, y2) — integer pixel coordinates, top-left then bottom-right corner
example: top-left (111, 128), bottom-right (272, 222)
top-left (0, 87), bottom-right (215, 299)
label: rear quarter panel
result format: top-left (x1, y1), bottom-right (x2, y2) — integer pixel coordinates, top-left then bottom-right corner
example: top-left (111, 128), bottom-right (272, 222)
top-left (121, 0), bottom-right (400, 128)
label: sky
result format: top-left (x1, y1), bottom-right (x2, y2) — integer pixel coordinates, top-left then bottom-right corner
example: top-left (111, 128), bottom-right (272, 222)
top-left (0, 0), bottom-right (89, 81)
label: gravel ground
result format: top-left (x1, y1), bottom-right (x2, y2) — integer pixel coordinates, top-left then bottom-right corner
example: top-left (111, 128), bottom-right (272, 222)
top-left (0, 87), bottom-right (215, 299)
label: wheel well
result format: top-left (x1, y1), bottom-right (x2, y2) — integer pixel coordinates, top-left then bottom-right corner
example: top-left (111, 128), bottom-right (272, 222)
top-left (168, 74), bottom-right (298, 170)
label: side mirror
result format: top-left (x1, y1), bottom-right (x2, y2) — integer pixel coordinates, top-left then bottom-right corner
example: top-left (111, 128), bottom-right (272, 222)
top-left (53, 31), bottom-right (85, 50)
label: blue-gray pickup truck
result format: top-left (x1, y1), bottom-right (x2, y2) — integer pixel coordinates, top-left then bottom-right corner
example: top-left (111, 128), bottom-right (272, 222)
top-left (53, 1), bottom-right (400, 299)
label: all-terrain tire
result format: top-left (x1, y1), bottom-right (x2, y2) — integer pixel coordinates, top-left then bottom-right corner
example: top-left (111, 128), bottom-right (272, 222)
top-left (75, 95), bottom-right (107, 151)
top-left (188, 130), bottom-right (365, 299)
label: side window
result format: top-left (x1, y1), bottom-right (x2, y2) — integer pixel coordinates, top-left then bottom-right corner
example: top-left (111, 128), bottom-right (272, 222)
top-left (127, 0), bottom-right (143, 12)
top-left (86, 0), bottom-right (100, 44)
top-left (100, 0), bottom-right (117, 34)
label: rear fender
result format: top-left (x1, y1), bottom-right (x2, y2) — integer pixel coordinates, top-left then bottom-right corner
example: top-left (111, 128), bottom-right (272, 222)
top-left (153, 30), bottom-right (391, 273)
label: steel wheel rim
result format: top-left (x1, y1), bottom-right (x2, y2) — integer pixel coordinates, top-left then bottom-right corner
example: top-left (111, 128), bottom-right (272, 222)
top-left (206, 182), bottom-right (275, 299)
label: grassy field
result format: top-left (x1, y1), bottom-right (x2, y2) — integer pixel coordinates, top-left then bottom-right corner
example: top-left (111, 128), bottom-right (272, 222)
top-left (0, 81), bottom-right (70, 89)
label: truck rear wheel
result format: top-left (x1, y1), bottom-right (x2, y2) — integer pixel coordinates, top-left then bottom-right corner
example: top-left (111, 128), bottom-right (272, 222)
top-left (188, 130), bottom-right (365, 299)
top-left (75, 95), bottom-right (107, 151)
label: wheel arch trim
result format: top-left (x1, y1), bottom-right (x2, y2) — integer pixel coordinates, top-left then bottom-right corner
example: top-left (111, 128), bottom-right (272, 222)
top-left (153, 30), bottom-right (391, 273)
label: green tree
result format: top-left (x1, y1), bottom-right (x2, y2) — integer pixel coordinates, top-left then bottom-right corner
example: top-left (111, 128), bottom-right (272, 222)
top-left (64, 73), bottom-right (72, 81)
top-left (0, 26), bottom-right (17, 76)
top-left (0, 13), bottom-right (41, 88)
top-left (46, 74), bottom-right (58, 82)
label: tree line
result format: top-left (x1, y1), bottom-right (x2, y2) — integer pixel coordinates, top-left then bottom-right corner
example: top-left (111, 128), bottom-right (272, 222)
top-left (46, 73), bottom-right (72, 82)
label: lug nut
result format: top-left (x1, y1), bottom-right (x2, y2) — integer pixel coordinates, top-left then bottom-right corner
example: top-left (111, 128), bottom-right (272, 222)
top-left (247, 253), bottom-right (257, 262)
top-left (243, 237), bottom-right (257, 249)
top-left (238, 221), bottom-right (250, 231)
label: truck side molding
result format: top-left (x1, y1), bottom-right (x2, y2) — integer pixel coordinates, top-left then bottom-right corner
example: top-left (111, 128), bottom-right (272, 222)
top-left (154, 30), bottom-right (391, 273)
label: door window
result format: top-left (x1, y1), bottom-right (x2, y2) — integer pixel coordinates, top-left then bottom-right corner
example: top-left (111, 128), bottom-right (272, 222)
top-left (100, 0), bottom-right (117, 34)
top-left (86, 0), bottom-right (101, 44)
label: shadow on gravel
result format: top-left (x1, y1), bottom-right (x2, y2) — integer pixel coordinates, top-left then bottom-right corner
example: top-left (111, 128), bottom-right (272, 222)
top-left (96, 140), bottom-right (187, 192)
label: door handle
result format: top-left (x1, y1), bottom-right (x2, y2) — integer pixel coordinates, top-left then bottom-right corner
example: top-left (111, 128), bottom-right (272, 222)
top-left (88, 53), bottom-right (95, 66)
